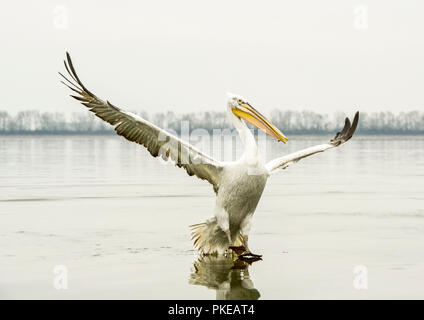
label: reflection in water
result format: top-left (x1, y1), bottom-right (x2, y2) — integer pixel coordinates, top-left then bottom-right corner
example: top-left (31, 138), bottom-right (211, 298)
top-left (189, 255), bottom-right (260, 300)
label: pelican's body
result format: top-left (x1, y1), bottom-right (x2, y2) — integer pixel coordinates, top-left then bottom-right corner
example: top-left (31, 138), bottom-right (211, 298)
top-left (193, 160), bottom-right (269, 255)
top-left (190, 107), bottom-right (271, 254)
top-left (218, 161), bottom-right (268, 237)
top-left (60, 52), bottom-right (359, 257)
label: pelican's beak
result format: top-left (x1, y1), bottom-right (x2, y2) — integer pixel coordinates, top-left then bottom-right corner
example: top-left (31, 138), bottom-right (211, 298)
top-left (232, 102), bottom-right (288, 143)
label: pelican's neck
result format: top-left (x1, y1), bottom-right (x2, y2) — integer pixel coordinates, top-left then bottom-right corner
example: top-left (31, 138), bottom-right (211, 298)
top-left (229, 110), bottom-right (259, 164)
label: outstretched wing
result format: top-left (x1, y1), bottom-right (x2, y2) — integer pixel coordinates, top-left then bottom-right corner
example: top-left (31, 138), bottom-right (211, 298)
top-left (265, 112), bottom-right (359, 173)
top-left (60, 52), bottom-right (223, 193)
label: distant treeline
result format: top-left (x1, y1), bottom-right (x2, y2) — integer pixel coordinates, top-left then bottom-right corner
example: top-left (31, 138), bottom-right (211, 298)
top-left (0, 109), bottom-right (423, 135)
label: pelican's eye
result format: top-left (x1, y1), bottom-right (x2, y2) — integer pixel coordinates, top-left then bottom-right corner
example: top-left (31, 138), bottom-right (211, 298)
top-left (237, 99), bottom-right (243, 104)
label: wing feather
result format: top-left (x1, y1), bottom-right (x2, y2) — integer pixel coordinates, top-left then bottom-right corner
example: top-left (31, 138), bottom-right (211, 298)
top-left (60, 52), bottom-right (223, 193)
top-left (265, 112), bottom-right (359, 173)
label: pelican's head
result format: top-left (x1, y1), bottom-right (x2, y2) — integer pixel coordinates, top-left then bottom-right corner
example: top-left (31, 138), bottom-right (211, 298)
top-left (227, 93), bottom-right (288, 143)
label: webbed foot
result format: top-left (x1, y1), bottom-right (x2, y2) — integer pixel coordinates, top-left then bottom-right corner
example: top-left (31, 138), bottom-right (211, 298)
top-left (228, 245), bottom-right (247, 256)
top-left (229, 246), bottom-right (263, 263)
top-left (238, 253), bottom-right (262, 263)
top-left (240, 252), bottom-right (262, 258)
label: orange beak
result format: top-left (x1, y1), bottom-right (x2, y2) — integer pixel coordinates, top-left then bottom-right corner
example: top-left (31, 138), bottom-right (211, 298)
top-left (232, 102), bottom-right (288, 143)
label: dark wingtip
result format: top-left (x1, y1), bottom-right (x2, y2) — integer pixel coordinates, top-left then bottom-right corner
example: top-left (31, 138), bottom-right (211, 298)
top-left (66, 52), bottom-right (72, 64)
top-left (348, 111), bottom-right (360, 138)
top-left (353, 110), bottom-right (359, 124)
top-left (62, 51), bottom-right (95, 97)
top-left (342, 117), bottom-right (351, 135)
top-left (330, 111), bottom-right (360, 146)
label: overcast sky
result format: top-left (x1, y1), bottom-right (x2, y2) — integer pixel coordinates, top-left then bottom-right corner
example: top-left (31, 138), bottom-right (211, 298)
top-left (0, 0), bottom-right (423, 116)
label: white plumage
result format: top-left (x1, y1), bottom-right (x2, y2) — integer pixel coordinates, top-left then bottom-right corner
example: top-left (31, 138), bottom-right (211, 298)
top-left (60, 52), bottom-right (359, 257)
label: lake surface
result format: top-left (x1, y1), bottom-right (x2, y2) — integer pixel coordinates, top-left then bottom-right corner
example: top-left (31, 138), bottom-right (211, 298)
top-left (0, 134), bottom-right (423, 299)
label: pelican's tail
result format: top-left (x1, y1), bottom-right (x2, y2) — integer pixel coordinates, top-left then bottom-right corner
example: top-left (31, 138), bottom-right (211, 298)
top-left (190, 218), bottom-right (243, 255)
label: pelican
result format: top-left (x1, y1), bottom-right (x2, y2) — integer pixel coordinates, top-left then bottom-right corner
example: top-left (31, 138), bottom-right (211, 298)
top-left (60, 52), bottom-right (359, 258)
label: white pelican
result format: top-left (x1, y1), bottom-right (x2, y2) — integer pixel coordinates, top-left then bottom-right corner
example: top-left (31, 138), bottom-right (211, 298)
top-left (60, 52), bottom-right (359, 259)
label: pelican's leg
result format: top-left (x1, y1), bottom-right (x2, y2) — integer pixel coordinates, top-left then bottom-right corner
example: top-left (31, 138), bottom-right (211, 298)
top-left (239, 214), bottom-right (262, 258)
top-left (240, 214), bottom-right (252, 252)
top-left (226, 228), bottom-right (247, 256)
top-left (217, 211), bottom-right (247, 255)
top-left (225, 229), bottom-right (232, 245)
top-left (215, 208), bottom-right (234, 246)
top-left (241, 234), bottom-right (250, 252)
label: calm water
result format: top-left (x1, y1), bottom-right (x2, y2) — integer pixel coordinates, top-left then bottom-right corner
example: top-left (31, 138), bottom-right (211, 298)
top-left (0, 135), bottom-right (423, 299)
